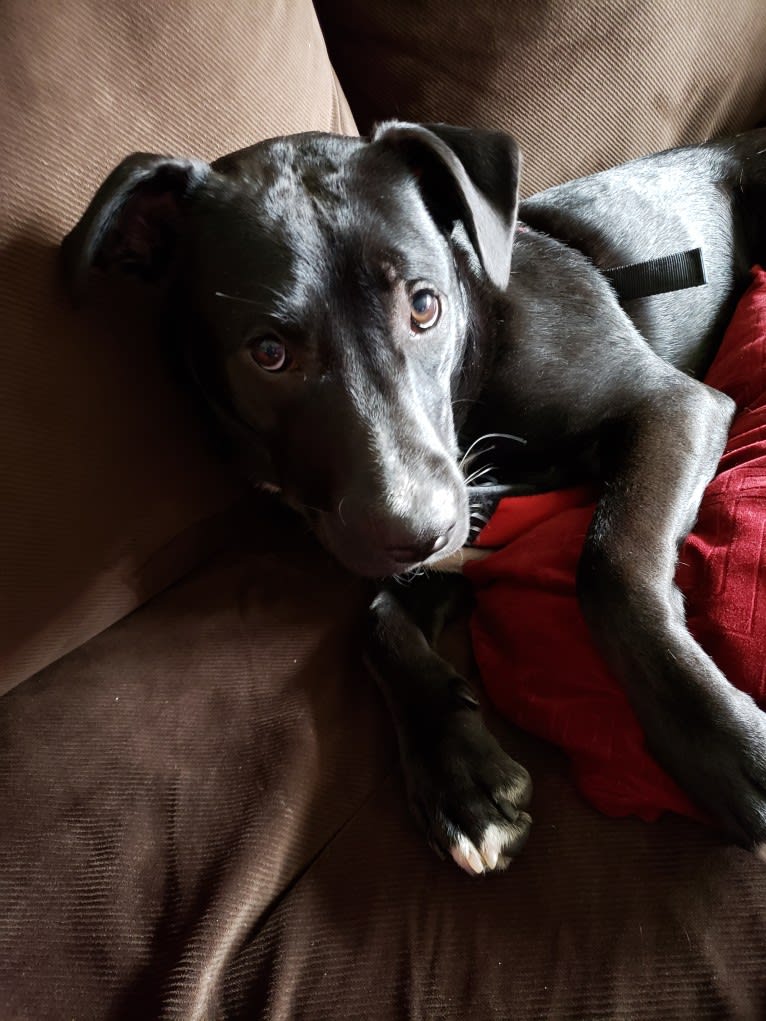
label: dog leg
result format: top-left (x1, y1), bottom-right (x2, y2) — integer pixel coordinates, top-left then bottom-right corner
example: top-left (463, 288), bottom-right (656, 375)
top-left (366, 575), bottom-right (532, 875)
top-left (578, 374), bottom-right (766, 850)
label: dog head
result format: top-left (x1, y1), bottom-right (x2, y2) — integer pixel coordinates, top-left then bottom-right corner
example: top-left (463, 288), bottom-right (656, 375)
top-left (63, 123), bottom-right (521, 577)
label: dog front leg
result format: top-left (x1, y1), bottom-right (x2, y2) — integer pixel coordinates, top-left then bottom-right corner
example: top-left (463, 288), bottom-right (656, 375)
top-left (366, 576), bottom-right (532, 874)
top-left (578, 374), bottom-right (766, 852)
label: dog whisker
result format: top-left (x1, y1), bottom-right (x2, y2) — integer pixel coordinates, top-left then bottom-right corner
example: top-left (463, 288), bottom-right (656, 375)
top-left (460, 444), bottom-right (495, 471)
top-left (463, 464), bottom-right (498, 486)
top-left (214, 281), bottom-right (292, 309)
top-left (459, 431), bottom-right (527, 470)
top-left (214, 290), bottom-right (261, 305)
top-left (393, 568), bottom-right (423, 585)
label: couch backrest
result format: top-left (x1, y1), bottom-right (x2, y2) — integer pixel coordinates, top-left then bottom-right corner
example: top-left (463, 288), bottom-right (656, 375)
top-left (316, 0), bottom-right (766, 196)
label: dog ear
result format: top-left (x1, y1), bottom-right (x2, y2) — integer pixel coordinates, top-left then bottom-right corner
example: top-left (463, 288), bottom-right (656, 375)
top-left (372, 122), bottom-right (521, 290)
top-left (61, 154), bottom-right (210, 301)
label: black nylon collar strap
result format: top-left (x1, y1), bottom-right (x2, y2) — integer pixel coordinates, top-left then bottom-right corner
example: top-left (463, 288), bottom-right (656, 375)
top-left (603, 247), bottom-right (707, 301)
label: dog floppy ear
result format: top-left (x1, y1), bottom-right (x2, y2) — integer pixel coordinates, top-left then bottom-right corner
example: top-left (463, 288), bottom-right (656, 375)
top-left (373, 122), bottom-right (521, 291)
top-left (61, 154), bottom-right (210, 301)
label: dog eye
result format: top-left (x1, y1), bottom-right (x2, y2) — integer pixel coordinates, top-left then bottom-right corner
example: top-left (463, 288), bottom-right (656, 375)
top-left (410, 289), bottom-right (441, 331)
top-left (249, 335), bottom-right (291, 372)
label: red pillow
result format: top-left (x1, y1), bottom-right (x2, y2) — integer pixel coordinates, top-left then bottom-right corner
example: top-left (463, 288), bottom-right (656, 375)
top-left (465, 266), bottom-right (766, 823)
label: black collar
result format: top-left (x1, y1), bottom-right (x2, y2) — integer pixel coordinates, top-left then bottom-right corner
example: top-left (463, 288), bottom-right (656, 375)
top-left (602, 247), bottom-right (706, 301)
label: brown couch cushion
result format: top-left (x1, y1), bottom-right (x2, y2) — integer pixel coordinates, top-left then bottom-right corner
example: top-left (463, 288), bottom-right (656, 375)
top-left (0, 0), bottom-right (356, 694)
top-left (2, 519), bottom-right (765, 1018)
top-left (316, 0), bottom-right (766, 195)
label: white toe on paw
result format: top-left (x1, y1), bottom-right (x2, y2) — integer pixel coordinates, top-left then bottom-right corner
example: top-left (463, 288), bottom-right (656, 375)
top-left (449, 834), bottom-right (485, 875)
top-left (449, 822), bottom-right (517, 875)
top-left (478, 822), bottom-right (507, 871)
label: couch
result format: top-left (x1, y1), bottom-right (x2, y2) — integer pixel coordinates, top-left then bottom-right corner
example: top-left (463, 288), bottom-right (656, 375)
top-left (2, 2), bottom-right (766, 1017)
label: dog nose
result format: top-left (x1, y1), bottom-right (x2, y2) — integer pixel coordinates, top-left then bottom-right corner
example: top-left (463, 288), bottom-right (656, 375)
top-left (384, 526), bottom-right (454, 565)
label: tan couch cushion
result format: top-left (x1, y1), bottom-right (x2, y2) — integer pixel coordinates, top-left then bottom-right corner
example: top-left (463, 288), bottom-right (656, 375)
top-left (0, 0), bottom-right (356, 693)
top-left (317, 0), bottom-right (766, 195)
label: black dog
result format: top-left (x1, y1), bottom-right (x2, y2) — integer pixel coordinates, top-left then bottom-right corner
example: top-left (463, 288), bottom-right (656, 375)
top-left (63, 123), bottom-right (766, 874)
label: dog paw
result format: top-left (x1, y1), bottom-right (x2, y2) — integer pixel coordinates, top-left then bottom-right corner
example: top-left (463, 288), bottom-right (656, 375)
top-left (655, 690), bottom-right (766, 854)
top-left (401, 707), bottom-right (532, 875)
top-left (448, 812), bottom-right (533, 875)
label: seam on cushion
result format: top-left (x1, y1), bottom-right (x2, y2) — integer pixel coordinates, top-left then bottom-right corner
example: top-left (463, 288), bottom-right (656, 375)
top-left (238, 766), bottom-right (394, 947)
top-left (329, 68), bottom-right (357, 136)
top-left (308, 0), bottom-right (357, 137)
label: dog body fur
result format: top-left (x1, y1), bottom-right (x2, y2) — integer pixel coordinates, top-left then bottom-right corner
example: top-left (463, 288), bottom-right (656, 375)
top-left (63, 125), bottom-right (766, 873)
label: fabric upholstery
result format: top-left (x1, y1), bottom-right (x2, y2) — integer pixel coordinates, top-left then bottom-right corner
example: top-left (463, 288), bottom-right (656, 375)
top-left (0, 0), bottom-right (356, 694)
top-left (2, 513), bottom-right (766, 1019)
top-left (316, 0), bottom-right (766, 195)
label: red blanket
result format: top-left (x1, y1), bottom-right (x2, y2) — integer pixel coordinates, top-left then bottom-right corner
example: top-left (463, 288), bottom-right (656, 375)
top-left (466, 266), bottom-right (766, 822)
